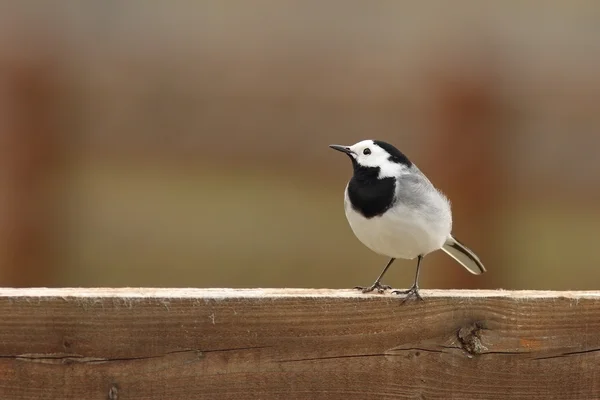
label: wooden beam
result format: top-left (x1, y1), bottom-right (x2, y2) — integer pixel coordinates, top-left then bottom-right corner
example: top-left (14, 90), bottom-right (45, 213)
top-left (0, 288), bottom-right (599, 399)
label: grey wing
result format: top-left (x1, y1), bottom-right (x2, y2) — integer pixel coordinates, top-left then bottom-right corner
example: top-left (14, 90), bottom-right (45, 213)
top-left (395, 168), bottom-right (452, 229)
top-left (394, 169), bottom-right (437, 209)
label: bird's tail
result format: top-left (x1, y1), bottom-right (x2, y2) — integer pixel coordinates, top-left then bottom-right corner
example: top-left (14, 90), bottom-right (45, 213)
top-left (441, 235), bottom-right (486, 275)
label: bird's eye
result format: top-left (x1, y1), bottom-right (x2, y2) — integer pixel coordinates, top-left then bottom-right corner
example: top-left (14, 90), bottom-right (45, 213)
top-left (363, 148), bottom-right (371, 155)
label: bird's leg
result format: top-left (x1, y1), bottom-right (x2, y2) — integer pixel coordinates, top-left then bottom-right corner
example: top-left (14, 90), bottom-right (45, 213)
top-left (354, 258), bottom-right (395, 293)
top-left (392, 255), bottom-right (424, 302)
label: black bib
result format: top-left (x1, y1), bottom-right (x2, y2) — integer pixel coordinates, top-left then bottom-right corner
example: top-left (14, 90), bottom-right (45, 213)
top-left (347, 165), bottom-right (396, 219)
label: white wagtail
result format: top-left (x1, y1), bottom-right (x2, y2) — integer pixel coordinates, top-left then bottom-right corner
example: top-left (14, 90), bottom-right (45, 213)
top-left (329, 139), bottom-right (486, 301)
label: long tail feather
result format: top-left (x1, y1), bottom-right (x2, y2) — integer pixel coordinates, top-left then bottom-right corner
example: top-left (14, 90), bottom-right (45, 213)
top-left (441, 235), bottom-right (486, 275)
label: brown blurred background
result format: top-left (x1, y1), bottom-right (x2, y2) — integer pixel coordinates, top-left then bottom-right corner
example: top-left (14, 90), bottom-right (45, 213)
top-left (0, 2), bottom-right (599, 290)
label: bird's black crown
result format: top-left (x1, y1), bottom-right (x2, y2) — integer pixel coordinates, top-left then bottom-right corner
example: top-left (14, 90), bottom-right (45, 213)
top-left (373, 140), bottom-right (412, 167)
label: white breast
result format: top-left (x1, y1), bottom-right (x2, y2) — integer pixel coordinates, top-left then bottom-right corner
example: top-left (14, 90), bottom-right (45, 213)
top-left (343, 186), bottom-right (451, 260)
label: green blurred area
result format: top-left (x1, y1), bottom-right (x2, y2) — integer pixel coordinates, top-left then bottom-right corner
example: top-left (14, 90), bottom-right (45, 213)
top-left (53, 160), bottom-right (600, 291)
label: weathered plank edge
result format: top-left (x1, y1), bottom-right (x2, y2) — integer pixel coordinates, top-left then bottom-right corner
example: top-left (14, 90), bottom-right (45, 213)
top-left (0, 287), bottom-right (597, 299)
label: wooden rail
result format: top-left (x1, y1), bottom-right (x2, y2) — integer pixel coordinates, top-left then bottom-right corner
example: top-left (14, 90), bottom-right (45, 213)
top-left (0, 288), bottom-right (599, 399)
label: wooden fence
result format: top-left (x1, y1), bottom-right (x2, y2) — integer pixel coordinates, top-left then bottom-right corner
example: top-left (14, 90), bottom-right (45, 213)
top-left (0, 288), bottom-right (599, 399)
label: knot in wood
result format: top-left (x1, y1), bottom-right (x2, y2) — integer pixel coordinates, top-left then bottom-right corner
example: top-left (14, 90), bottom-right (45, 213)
top-left (108, 384), bottom-right (118, 400)
top-left (457, 322), bottom-right (486, 356)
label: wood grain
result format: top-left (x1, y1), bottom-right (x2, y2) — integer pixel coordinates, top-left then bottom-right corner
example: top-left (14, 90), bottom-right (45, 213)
top-left (0, 288), bottom-right (599, 399)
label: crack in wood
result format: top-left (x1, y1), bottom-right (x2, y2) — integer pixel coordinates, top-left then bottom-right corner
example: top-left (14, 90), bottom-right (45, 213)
top-left (279, 353), bottom-right (388, 363)
top-left (533, 347), bottom-right (600, 360)
top-left (479, 351), bottom-right (526, 356)
top-left (279, 345), bottom-right (600, 364)
top-left (279, 348), bottom-right (446, 363)
top-left (390, 347), bottom-right (445, 354)
top-left (0, 345), bottom-right (270, 364)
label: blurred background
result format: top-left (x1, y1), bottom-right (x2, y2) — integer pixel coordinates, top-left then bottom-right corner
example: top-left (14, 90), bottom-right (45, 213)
top-left (0, 1), bottom-right (599, 290)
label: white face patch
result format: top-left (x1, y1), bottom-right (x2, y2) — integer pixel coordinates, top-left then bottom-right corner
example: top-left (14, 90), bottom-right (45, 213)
top-left (349, 140), bottom-right (409, 178)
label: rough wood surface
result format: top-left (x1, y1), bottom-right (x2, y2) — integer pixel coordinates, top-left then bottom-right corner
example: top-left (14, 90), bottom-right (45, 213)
top-left (0, 288), bottom-right (599, 399)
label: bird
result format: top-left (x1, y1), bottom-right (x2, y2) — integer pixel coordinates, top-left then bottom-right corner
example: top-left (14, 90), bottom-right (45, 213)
top-left (329, 139), bottom-right (486, 301)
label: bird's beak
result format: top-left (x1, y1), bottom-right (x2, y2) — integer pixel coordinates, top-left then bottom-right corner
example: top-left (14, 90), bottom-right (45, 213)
top-left (329, 144), bottom-right (355, 156)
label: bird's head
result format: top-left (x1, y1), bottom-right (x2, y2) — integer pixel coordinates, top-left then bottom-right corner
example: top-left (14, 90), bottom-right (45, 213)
top-left (329, 139), bottom-right (412, 178)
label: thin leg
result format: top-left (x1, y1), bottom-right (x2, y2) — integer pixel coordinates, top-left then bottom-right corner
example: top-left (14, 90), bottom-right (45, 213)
top-left (392, 255), bottom-right (424, 302)
top-left (354, 258), bottom-right (395, 294)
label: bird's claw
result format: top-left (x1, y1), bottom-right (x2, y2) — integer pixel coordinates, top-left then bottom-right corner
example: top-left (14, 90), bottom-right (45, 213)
top-left (354, 282), bottom-right (392, 294)
top-left (392, 285), bottom-right (423, 303)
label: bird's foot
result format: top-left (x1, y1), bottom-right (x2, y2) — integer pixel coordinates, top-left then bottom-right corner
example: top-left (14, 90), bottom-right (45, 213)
top-left (392, 285), bottom-right (423, 303)
top-left (354, 281), bottom-right (392, 294)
